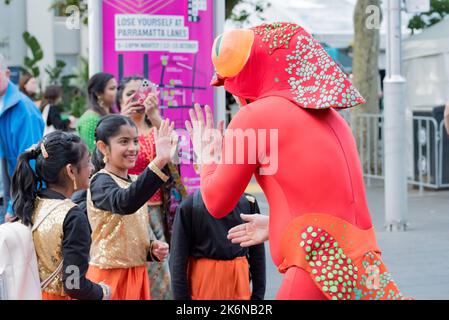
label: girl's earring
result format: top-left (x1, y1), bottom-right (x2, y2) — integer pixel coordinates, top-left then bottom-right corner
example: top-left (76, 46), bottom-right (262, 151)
top-left (104, 154), bottom-right (109, 164)
top-left (73, 179), bottom-right (78, 191)
top-left (98, 96), bottom-right (105, 108)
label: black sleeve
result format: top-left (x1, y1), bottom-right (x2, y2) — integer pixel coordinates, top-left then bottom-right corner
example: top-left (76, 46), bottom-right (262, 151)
top-left (90, 168), bottom-right (167, 215)
top-left (71, 190), bottom-right (87, 216)
top-left (247, 198), bottom-right (266, 300)
top-left (48, 105), bottom-right (70, 130)
top-left (62, 206), bottom-right (103, 300)
top-left (169, 196), bottom-right (193, 300)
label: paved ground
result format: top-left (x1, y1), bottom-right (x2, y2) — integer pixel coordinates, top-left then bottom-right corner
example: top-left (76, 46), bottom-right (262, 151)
top-left (246, 180), bottom-right (449, 300)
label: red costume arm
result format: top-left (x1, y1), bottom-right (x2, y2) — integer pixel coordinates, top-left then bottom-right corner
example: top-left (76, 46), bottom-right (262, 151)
top-left (200, 106), bottom-right (259, 218)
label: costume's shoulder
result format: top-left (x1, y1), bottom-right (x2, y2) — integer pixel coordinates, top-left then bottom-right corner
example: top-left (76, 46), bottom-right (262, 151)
top-left (228, 98), bottom-right (275, 129)
top-left (242, 96), bottom-right (299, 116)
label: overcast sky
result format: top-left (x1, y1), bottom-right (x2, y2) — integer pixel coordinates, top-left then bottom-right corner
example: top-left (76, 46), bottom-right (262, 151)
top-left (226, 0), bottom-right (415, 36)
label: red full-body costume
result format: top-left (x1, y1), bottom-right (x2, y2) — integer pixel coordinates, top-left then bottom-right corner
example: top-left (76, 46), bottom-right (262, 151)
top-left (200, 23), bottom-right (409, 300)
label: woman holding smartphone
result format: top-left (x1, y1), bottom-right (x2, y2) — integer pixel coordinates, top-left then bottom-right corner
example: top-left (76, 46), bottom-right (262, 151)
top-left (117, 76), bottom-right (186, 300)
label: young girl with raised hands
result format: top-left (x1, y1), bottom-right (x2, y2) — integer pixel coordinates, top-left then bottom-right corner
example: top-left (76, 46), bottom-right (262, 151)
top-left (86, 114), bottom-right (176, 300)
top-left (11, 131), bottom-right (109, 300)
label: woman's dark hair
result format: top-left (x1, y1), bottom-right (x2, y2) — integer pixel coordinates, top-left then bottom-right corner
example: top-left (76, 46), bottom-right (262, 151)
top-left (91, 114), bottom-right (137, 174)
top-left (88, 72), bottom-right (115, 116)
top-left (19, 74), bottom-right (35, 99)
top-left (40, 85), bottom-right (62, 111)
top-left (11, 131), bottom-right (88, 226)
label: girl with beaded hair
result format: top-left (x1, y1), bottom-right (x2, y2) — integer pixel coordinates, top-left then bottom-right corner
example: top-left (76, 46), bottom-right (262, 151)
top-left (11, 131), bottom-right (110, 300)
top-left (186, 23), bottom-right (411, 300)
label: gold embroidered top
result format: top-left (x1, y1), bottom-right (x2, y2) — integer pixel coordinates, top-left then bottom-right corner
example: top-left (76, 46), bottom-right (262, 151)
top-left (87, 170), bottom-right (151, 269)
top-left (32, 198), bottom-right (77, 296)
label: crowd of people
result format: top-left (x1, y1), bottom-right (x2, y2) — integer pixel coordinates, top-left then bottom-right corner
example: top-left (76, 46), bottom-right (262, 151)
top-left (0, 51), bottom-right (266, 300)
top-left (1, 21), bottom-right (413, 301)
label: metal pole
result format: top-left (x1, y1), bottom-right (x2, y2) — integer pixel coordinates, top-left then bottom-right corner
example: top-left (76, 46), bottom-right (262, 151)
top-left (214, 0), bottom-right (226, 125)
top-left (88, 0), bottom-right (102, 76)
top-left (383, 0), bottom-right (408, 231)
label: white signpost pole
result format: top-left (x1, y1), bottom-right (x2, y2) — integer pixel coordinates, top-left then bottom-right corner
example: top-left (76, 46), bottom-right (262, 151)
top-left (88, 0), bottom-right (103, 76)
top-left (384, 0), bottom-right (408, 231)
top-left (214, 0), bottom-right (226, 125)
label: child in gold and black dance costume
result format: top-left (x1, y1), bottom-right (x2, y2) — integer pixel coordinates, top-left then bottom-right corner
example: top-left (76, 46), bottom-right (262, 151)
top-left (170, 190), bottom-right (266, 300)
top-left (117, 76), bottom-right (187, 300)
top-left (11, 131), bottom-right (109, 300)
top-left (86, 114), bottom-right (177, 300)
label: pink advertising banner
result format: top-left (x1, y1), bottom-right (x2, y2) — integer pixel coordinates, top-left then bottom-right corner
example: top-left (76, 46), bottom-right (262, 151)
top-left (102, 0), bottom-right (215, 194)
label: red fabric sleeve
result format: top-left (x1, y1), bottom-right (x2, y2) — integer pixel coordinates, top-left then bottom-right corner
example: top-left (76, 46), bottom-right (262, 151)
top-left (200, 107), bottom-right (259, 218)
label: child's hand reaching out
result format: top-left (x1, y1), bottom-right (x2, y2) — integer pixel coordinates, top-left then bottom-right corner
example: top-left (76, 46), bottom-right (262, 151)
top-left (154, 119), bottom-right (178, 168)
top-left (151, 240), bottom-right (169, 262)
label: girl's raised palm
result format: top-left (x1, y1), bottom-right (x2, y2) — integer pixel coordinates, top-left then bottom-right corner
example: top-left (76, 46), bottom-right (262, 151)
top-left (185, 104), bottom-right (224, 166)
top-left (155, 119), bottom-right (178, 164)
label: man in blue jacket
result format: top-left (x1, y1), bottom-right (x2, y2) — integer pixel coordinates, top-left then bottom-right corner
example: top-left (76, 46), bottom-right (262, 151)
top-left (0, 54), bottom-right (44, 222)
top-left (0, 161), bottom-right (4, 224)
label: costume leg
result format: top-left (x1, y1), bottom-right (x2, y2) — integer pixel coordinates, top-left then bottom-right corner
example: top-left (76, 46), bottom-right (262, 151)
top-left (276, 267), bottom-right (327, 300)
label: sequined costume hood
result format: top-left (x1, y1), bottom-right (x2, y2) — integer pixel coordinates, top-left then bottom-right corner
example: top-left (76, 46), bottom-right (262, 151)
top-left (211, 22), bottom-right (365, 109)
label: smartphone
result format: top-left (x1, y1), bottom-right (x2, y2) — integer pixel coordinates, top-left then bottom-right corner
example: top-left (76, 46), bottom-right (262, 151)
top-left (132, 79), bottom-right (158, 113)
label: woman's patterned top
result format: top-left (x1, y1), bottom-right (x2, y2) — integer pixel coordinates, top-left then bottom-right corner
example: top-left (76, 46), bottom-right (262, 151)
top-left (129, 128), bottom-right (163, 205)
top-left (76, 110), bottom-right (101, 153)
